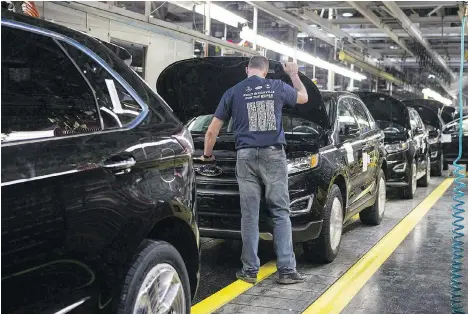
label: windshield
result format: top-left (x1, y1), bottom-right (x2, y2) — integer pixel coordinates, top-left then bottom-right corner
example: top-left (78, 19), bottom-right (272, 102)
top-left (187, 114), bottom-right (323, 135)
top-left (376, 120), bottom-right (406, 134)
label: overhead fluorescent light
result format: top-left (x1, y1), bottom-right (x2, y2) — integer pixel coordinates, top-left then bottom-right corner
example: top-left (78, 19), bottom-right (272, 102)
top-left (169, 1), bottom-right (247, 28)
top-left (240, 27), bottom-right (367, 81)
top-left (327, 33), bottom-right (336, 38)
top-left (422, 88), bottom-right (452, 105)
top-left (298, 32), bottom-right (309, 38)
top-left (342, 12), bottom-right (354, 17)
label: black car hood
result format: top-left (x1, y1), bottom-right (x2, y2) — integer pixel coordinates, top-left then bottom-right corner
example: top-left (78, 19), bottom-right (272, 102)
top-left (403, 103), bottom-right (444, 129)
top-left (403, 99), bottom-right (456, 123)
top-left (355, 92), bottom-right (410, 129)
top-left (157, 57), bottom-right (329, 129)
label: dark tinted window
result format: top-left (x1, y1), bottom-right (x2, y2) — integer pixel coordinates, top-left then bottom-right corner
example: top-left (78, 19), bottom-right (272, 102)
top-left (62, 42), bottom-right (143, 128)
top-left (1, 26), bottom-right (100, 142)
top-left (350, 98), bottom-right (371, 132)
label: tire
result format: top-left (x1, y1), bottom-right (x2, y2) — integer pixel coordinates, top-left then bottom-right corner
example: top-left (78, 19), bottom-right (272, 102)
top-left (303, 185), bottom-right (343, 263)
top-left (433, 151), bottom-right (443, 177)
top-left (116, 240), bottom-right (191, 314)
top-left (360, 169), bottom-right (386, 225)
top-left (418, 155), bottom-right (431, 187)
top-left (401, 161), bottom-right (417, 199)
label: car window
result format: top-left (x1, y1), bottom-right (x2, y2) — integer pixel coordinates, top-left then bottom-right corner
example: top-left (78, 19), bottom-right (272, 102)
top-left (337, 98), bottom-right (359, 134)
top-left (350, 98), bottom-right (372, 133)
top-left (61, 42), bottom-right (143, 129)
top-left (1, 26), bottom-right (101, 143)
top-left (409, 108), bottom-right (420, 131)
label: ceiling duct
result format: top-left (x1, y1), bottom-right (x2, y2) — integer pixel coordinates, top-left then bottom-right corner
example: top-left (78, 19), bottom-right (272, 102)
top-left (347, 1), bottom-right (413, 56)
top-left (382, 1), bottom-right (457, 82)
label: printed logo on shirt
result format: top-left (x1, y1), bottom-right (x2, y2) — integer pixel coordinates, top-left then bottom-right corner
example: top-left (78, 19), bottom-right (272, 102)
top-left (245, 86), bottom-right (252, 93)
top-left (255, 86), bottom-right (263, 90)
top-left (265, 84), bottom-right (271, 89)
top-left (246, 100), bottom-right (276, 132)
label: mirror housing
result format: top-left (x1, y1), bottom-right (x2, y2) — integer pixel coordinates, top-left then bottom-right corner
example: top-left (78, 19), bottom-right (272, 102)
top-left (428, 129), bottom-right (439, 138)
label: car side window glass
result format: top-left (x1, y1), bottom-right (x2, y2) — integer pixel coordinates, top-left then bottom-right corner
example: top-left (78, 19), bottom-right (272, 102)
top-left (409, 109), bottom-right (419, 131)
top-left (337, 98), bottom-right (359, 135)
top-left (350, 99), bottom-right (371, 133)
top-left (1, 26), bottom-right (101, 143)
top-left (61, 42), bottom-right (143, 129)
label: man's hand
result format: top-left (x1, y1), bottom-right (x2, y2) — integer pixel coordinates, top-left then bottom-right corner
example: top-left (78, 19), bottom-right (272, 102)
top-left (283, 62), bottom-right (299, 77)
top-left (199, 155), bottom-right (215, 162)
top-left (283, 62), bottom-right (308, 104)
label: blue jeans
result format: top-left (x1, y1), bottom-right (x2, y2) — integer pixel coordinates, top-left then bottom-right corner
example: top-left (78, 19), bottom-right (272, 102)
top-left (236, 146), bottom-right (296, 275)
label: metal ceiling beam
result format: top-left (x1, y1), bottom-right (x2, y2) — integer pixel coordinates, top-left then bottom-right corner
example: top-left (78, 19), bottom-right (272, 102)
top-left (329, 15), bottom-right (460, 25)
top-left (383, 1), bottom-right (457, 81)
top-left (246, 1), bottom-right (382, 59)
top-left (297, 8), bottom-right (382, 58)
top-left (300, 1), bottom-right (457, 10)
top-left (347, 1), bottom-right (413, 56)
top-left (244, 1), bottom-right (336, 48)
top-left (340, 26), bottom-right (461, 38)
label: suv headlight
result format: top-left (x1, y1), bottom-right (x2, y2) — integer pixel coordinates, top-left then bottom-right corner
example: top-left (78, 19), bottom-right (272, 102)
top-left (287, 154), bottom-right (320, 174)
top-left (385, 142), bottom-right (409, 154)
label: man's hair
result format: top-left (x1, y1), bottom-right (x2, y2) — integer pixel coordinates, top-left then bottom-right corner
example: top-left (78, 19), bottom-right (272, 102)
top-left (248, 56), bottom-right (269, 71)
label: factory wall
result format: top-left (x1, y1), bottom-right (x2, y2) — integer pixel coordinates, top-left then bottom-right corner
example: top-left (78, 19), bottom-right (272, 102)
top-left (37, 2), bottom-right (194, 88)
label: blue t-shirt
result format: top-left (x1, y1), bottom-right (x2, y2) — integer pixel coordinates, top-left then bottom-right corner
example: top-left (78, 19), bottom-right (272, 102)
top-left (214, 76), bottom-right (298, 149)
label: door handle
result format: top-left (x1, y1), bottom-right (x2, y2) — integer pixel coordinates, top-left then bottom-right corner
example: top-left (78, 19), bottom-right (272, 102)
top-left (102, 157), bottom-right (136, 170)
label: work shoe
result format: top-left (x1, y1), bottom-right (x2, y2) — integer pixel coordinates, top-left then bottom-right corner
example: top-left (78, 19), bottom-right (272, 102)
top-left (277, 272), bottom-right (306, 284)
top-left (236, 270), bottom-right (257, 284)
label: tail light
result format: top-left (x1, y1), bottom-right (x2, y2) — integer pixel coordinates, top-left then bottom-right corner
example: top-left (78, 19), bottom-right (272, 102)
top-left (173, 127), bottom-right (195, 155)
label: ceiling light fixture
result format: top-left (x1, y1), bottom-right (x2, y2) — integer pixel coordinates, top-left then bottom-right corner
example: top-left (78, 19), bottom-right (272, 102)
top-left (169, 1), bottom-right (247, 28)
top-left (422, 88), bottom-right (452, 105)
top-left (342, 12), bottom-right (354, 17)
top-left (240, 27), bottom-right (367, 81)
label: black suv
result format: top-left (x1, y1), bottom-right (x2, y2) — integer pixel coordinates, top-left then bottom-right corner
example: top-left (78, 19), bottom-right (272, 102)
top-left (357, 93), bottom-right (430, 199)
top-left (157, 57), bottom-right (387, 262)
top-left (1, 12), bottom-right (199, 314)
top-left (403, 100), bottom-right (446, 176)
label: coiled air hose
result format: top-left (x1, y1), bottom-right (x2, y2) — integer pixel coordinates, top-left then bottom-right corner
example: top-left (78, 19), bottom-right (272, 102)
top-left (451, 9), bottom-right (467, 314)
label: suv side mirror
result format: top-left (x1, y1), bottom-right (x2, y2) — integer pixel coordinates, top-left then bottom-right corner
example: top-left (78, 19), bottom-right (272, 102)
top-left (428, 129), bottom-right (439, 138)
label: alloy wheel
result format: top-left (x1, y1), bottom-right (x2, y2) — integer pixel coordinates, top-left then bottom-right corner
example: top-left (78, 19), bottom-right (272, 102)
top-left (133, 263), bottom-right (186, 314)
top-left (329, 197), bottom-right (343, 251)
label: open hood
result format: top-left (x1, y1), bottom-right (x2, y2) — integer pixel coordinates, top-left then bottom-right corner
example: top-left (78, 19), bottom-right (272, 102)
top-left (156, 57), bottom-right (329, 129)
top-left (403, 99), bottom-right (456, 124)
top-left (402, 102), bottom-right (444, 129)
top-left (355, 92), bottom-right (410, 130)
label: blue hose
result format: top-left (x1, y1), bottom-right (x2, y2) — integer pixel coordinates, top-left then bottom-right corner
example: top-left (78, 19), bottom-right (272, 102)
top-left (451, 15), bottom-right (466, 314)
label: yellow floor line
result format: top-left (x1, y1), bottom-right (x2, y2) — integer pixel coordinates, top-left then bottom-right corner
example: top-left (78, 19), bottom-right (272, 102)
top-left (302, 178), bottom-right (454, 314)
top-left (192, 260), bottom-right (277, 314)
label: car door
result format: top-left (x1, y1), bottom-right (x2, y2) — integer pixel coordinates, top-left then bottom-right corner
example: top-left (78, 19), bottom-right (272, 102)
top-left (408, 108), bottom-right (427, 175)
top-left (1, 24), bottom-right (184, 313)
top-left (336, 97), bottom-right (362, 207)
top-left (349, 97), bottom-right (382, 197)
